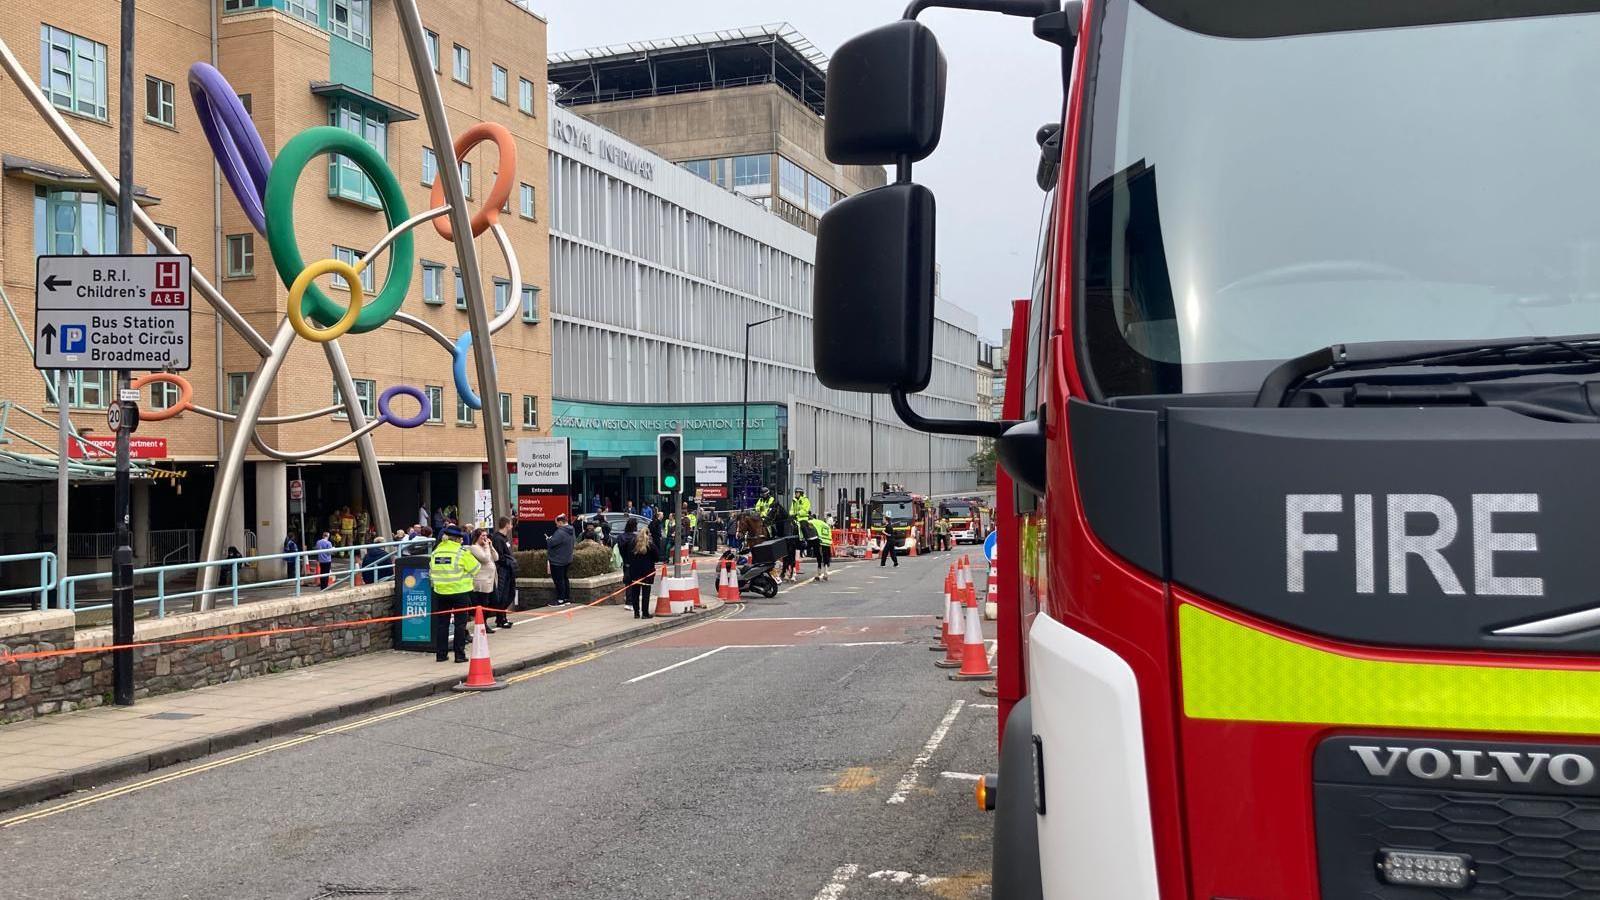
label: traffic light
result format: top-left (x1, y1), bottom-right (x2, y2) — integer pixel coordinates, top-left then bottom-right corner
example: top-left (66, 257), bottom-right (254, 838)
top-left (657, 433), bottom-right (683, 493)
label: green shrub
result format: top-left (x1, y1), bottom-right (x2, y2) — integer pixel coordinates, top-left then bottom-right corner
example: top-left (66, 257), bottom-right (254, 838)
top-left (513, 540), bottom-right (616, 580)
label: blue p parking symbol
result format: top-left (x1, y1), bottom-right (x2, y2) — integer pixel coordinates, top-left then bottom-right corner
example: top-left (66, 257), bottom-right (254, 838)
top-left (61, 324), bottom-right (87, 354)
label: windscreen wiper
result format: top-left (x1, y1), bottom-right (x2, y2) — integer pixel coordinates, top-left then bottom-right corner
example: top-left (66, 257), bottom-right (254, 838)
top-left (1254, 333), bottom-right (1600, 407)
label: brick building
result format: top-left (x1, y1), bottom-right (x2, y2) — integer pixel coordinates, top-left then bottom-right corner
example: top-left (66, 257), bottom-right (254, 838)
top-left (0, 0), bottom-right (551, 572)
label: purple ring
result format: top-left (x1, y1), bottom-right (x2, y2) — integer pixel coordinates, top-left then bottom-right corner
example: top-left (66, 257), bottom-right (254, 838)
top-left (378, 385), bottom-right (430, 429)
top-left (188, 63), bottom-right (272, 234)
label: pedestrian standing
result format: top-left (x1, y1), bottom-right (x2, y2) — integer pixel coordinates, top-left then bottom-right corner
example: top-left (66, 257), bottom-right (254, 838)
top-left (809, 515), bottom-right (833, 581)
top-left (491, 517), bottom-right (517, 629)
top-left (878, 523), bottom-right (900, 568)
top-left (468, 528), bottom-right (499, 632)
top-left (429, 525), bottom-right (478, 663)
top-left (282, 534), bottom-right (300, 583)
top-left (315, 531), bottom-right (335, 589)
top-left (649, 510), bottom-right (666, 563)
top-left (546, 513), bottom-right (576, 607)
top-left (619, 519), bottom-right (656, 618)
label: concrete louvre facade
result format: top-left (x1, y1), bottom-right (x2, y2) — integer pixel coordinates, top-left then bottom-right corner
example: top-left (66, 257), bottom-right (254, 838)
top-left (548, 101), bottom-right (978, 511)
top-left (0, 0), bottom-right (550, 569)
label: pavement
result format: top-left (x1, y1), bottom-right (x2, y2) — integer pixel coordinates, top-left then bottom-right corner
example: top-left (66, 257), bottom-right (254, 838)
top-left (0, 593), bottom-right (726, 813)
top-left (0, 549), bottom-right (998, 900)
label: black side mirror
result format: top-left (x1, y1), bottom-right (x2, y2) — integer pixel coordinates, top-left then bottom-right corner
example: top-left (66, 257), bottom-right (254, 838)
top-left (824, 20), bottom-right (947, 165)
top-left (813, 183), bottom-right (937, 393)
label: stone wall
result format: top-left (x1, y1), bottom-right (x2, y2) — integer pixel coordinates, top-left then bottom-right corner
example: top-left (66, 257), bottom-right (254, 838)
top-left (0, 584), bottom-right (395, 723)
top-left (516, 571), bottom-right (626, 608)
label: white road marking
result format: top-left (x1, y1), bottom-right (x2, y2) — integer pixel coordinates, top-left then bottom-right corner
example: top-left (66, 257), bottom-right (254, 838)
top-left (626, 646), bottom-right (728, 683)
top-left (938, 771), bottom-right (982, 781)
top-left (867, 870), bottom-right (947, 887)
top-left (970, 703), bottom-right (999, 710)
top-left (887, 698), bottom-right (965, 804)
top-left (739, 615), bottom-right (929, 621)
top-left (813, 864), bottom-right (860, 900)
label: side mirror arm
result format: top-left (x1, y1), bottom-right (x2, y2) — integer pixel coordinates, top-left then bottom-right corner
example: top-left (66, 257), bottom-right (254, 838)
top-left (889, 388), bottom-right (1013, 439)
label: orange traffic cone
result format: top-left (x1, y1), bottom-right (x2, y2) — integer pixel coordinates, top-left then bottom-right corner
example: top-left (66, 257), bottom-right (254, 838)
top-left (932, 564), bottom-right (955, 650)
top-left (690, 558), bottom-right (705, 608)
top-left (717, 561), bottom-right (735, 601)
top-left (936, 561), bottom-right (967, 669)
top-left (453, 606), bottom-right (506, 692)
top-left (652, 565), bottom-right (673, 616)
top-left (908, 533), bottom-right (918, 557)
top-left (950, 596), bottom-right (994, 681)
top-left (985, 572), bottom-right (998, 621)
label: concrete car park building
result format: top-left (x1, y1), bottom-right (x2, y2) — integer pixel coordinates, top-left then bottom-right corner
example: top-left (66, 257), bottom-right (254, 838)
top-left (547, 83), bottom-right (980, 514)
top-left (0, 0), bottom-right (551, 572)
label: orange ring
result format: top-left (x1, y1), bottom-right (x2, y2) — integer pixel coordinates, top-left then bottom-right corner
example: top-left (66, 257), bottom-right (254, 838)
top-left (429, 121), bottom-right (517, 240)
top-left (130, 373), bottom-right (193, 421)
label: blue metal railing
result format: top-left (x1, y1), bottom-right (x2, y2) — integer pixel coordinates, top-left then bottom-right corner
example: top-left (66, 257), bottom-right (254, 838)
top-left (60, 538), bottom-right (435, 619)
top-left (0, 551), bottom-right (58, 611)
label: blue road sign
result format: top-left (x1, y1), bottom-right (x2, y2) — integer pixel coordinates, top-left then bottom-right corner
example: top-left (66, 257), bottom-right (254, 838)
top-left (984, 530), bottom-right (998, 563)
top-left (61, 324), bottom-right (87, 354)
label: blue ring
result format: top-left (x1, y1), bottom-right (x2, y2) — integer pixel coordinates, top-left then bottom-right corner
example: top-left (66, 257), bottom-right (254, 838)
top-left (452, 332), bottom-right (481, 410)
top-left (378, 384), bottom-right (430, 429)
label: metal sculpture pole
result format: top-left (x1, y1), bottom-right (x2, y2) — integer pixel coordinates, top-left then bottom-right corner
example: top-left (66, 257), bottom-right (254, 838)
top-left (392, 0), bottom-right (512, 521)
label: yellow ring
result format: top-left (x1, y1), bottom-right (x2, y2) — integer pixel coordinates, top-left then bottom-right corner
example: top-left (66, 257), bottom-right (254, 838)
top-left (287, 258), bottom-right (364, 342)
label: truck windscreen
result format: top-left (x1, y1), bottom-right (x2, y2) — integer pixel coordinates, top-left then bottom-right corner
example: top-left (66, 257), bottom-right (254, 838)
top-left (1080, 2), bottom-right (1600, 398)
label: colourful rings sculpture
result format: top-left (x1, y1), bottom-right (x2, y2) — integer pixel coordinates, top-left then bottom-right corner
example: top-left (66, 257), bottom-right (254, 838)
top-left (187, 62), bottom-right (520, 417)
top-left (130, 372), bottom-right (432, 430)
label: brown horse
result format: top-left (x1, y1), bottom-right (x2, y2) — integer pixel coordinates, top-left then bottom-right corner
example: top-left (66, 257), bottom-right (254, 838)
top-left (734, 512), bottom-right (767, 545)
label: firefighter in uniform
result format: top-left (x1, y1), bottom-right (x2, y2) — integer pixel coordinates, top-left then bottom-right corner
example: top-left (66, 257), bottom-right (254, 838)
top-left (430, 524), bottom-right (480, 663)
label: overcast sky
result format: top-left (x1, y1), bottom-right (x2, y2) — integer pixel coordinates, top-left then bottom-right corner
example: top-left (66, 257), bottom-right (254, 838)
top-left (539, 0), bottom-right (1063, 344)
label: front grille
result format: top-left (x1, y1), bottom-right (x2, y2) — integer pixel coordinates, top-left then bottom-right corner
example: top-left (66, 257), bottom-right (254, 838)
top-left (1314, 737), bottom-right (1600, 899)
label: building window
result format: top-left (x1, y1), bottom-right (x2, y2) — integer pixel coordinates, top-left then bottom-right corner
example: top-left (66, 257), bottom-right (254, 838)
top-left (333, 378), bottom-right (376, 420)
top-left (522, 395), bottom-right (538, 430)
top-left (145, 223), bottom-right (177, 254)
top-left (731, 154), bottom-right (771, 196)
top-left (454, 268), bottom-right (466, 309)
top-left (144, 76), bottom-right (175, 127)
top-left (424, 29), bottom-right (440, 72)
top-left (238, 93), bottom-right (252, 116)
top-left (49, 371), bottom-right (110, 409)
top-left (330, 0), bottom-right (371, 48)
top-left (778, 156), bottom-right (806, 206)
top-left (328, 99), bottom-right (387, 206)
top-left (452, 44), bottom-right (470, 84)
top-left (421, 261), bottom-right (444, 304)
top-left (498, 393), bottom-right (512, 430)
top-left (493, 278), bottom-right (510, 314)
top-left (33, 187), bottom-right (117, 257)
top-left (332, 245), bottom-right (374, 292)
top-left (519, 183), bottom-right (535, 220)
top-left (681, 159), bottom-right (713, 183)
top-left (456, 394), bottom-right (474, 426)
top-left (40, 26), bottom-right (107, 121)
top-left (149, 380), bottom-right (180, 411)
top-left (282, 0), bottom-right (318, 25)
top-left (421, 147), bottom-right (437, 186)
top-left (222, 0), bottom-right (259, 9)
top-left (491, 65), bottom-right (507, 102)
top-left (808, 175), bottom-right (834, 216)
top-left (227, 373), bottom-right (251, 414)
top-left (459, 160), bottom-right (472, 199)
top-left (425, 385), bottom-right (443, 424)
top-left (518, 77), bottom-right (534, 115)
top-left (226, 233), bottom-right (254, 277)
top-left (520, 285), bottom-right (540, 323)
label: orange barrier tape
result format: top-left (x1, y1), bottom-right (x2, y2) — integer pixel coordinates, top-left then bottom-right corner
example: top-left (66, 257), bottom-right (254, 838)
top-left (0, 567), bottom-right (686, 666)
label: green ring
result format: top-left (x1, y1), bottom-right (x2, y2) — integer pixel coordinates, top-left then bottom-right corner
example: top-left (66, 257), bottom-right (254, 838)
top-left (265, 126), bottom-right (413, 334)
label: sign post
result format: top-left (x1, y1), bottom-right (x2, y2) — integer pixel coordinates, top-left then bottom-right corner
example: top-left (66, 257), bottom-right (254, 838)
top-left (113, 0), bottom-right (136, 707)
top-left (473, 488), bottom-right (493, 530)
top-left (515, 437), bottom-right (570, 550)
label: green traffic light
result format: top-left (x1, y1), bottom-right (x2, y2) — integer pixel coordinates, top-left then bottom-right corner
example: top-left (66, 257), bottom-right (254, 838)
top-left (663, 474), bottom-right (678, 489)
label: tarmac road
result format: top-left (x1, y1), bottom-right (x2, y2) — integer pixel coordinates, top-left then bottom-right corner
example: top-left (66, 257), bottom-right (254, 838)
top-left (0, 549), bottom-right (999, 900)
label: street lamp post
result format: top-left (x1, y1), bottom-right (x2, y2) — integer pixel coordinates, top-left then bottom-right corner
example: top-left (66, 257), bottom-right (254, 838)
top-left (742, 315), bottom-right (780, 510)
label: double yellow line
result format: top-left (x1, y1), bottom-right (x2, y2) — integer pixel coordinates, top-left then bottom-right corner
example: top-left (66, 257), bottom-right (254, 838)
top-left (0, 603), bottom-right (743, 829)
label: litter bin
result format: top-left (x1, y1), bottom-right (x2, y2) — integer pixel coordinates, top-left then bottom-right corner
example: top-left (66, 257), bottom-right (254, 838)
top-left (393, 552), bottom-right (435, 651)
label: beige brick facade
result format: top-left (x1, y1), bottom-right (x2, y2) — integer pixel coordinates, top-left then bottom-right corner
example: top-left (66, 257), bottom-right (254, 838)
top-left (0, 0), bottom-right (551, 471)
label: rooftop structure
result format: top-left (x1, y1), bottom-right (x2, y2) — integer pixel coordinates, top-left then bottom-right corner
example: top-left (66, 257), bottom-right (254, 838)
top-left (549, 24), bottom-right (829, 116)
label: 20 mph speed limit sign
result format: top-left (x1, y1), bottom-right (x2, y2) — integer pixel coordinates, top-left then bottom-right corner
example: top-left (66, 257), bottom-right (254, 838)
top-left (33, 254), bottom-right (192, 371)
